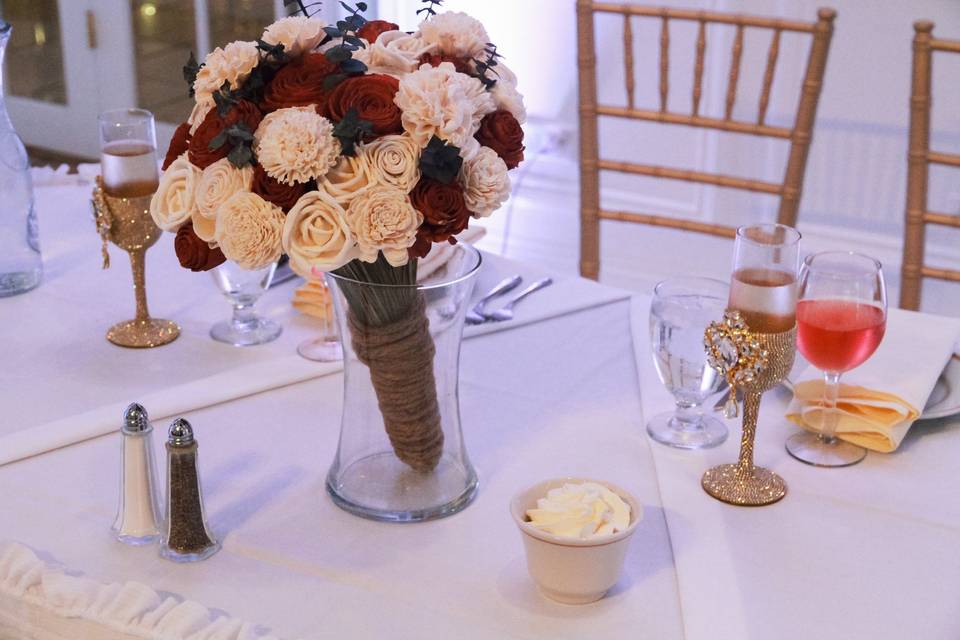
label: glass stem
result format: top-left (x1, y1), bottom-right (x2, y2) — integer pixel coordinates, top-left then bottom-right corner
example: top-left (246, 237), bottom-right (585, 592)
top-left (130, 250), bottom-right (149, 321)
top-left (820, 370), bottom-right (842, 442)
top-left (231, 303), bottom-right (258, 331)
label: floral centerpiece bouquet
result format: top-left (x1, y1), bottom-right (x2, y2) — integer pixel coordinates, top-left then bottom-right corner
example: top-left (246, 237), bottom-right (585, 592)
top-left (150, 0), bottom-right (525, 474)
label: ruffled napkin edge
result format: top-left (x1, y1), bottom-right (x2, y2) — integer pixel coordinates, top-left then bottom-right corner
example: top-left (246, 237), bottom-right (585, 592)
top-left (0, 541), bottom-right (304, 640)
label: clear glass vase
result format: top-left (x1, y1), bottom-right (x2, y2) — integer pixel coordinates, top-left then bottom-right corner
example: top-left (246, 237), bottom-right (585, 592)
top-left (325, 245), bottom-right (482, 522)
top-left (0, 21), bottom-right (41, 297)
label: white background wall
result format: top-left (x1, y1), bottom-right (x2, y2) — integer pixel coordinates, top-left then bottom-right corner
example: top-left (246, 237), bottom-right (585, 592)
top-left (385, 0), bottom-right (960, 261)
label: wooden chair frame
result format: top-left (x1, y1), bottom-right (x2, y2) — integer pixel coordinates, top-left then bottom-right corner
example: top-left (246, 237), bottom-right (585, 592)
top-left (577, 2), bottom-right (836, 279)
top-left (899, 21), bottom-right (960, 310)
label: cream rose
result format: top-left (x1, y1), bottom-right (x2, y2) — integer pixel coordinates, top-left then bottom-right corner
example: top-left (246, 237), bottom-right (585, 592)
top-left (394, 62), bottom-right (495, 148)
top-left (196, 158), bottom-right (254, 218)
top-left (346, 188), bottom-right (422, 267)
top-left (150, 156), bottom-right (199, 232)
top-left (282, 190), bottom-right (357, 275)
top-left (418, 11), bottom-right (489, 58)
top-left (254, 107), bottom-right (341, 186)
top-left (364, 134), bottom-right (421, 193)
top-left (319, 151), bottom-right (375, 207)
top-left (353, 31), bottom-right (435, 78)
top-left (213, 192), bottom-right (284, 270)
top-left (460, 146), bottom-right (510, 218)
top-left (261, 16), bottom-right (325, 58)
top-left (193, 41), bottom-right (261, 102)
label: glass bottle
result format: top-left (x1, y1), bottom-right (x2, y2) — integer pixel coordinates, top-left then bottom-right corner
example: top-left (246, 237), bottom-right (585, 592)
top-left (0, 21), bottom-right (41, 297)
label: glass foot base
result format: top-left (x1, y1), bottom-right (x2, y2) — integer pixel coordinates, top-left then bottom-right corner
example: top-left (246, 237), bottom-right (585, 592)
top-left (210, 317), bottom-right (281, 347)
top-left (297, 337), bottom-right (342, 362)
top-left (107, 318), bottom-right (180, 348)
top-left (702, 463), bottom-right (787, 506)
top-left (647, 412), bottom-right (727, 449)
top-left (786, 432), bottom-right (867, 467)
top-left (327, 452), bottom-right (478, 523)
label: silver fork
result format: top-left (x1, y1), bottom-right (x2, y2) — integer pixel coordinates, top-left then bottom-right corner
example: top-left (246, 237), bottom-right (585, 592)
top-left (482, 278), bottom-right (553, 322)
top-left (465, 274), bottom-right (522, 324)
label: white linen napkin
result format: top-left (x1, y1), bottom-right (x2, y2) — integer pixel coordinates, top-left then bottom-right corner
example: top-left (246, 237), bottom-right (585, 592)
top-left (786, 307), bottom-right (960, 452)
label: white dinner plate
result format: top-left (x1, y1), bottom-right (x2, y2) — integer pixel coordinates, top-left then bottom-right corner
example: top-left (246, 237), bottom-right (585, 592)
top-left (783, 353), bottom-right (960, 421)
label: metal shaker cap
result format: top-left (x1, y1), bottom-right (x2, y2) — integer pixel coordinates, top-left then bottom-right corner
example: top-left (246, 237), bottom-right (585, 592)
top-left (168, 418), bottom-right (195, 446)
top-left (122, 403), bottom-right (151, 434)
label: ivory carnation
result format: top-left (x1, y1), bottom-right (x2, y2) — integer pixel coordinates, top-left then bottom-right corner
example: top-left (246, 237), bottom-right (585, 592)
top-left (195, 158), bottom-right (254, 219)
top-left (213, 192), bottom-right (285, 270)
top-left (346, 188), bottom-right (422, 267)
top-left (353, 31), bottom-right (436, 77)
top-left (150, 156), bottom-right (199, 232)
top-left (394, 62), bottom-right (495, 148)
top-left (193, 41), bottom-right (260, 102)
top-left (364, 134), bottom-right (421, 192)
top-left (460, 146), bottom-right (510, 218)
top-left (261, 16), bottom-right (325, 58)
top-left (188, 97), bottom-right (214, 135)
top-left (282, 190), bottom-right (357, 275)
top-left (319, 151), bottom-right (375, 207)
top-left (418, 11), bottom-right (489, 58)
top-left (254, 107), bottom-right (340, 185)
top-left (491, 80), bottom-right (527, 125)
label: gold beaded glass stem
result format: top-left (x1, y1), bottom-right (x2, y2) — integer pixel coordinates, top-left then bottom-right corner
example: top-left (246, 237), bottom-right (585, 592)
top-left (701, 312), bottom-right (795, 506)
top-left (93, 177), bottom-right (179, 348)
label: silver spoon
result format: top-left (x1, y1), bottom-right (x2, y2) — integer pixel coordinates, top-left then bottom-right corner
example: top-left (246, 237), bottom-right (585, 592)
top-left (482, 277), bottom-right (553, 322)
top-left (466, 274), bottom-right (522, 324)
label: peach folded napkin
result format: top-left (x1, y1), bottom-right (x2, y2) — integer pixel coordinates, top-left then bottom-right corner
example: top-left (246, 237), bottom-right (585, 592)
top-left (786, 308), bottom-right (960, 452)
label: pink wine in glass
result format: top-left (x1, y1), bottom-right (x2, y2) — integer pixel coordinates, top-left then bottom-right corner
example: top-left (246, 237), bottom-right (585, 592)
top-left (796, 298), bottom-right (886, 373)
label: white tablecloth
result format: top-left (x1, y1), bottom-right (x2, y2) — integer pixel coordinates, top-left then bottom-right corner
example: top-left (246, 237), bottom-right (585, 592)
top-left (3, 180), bottom-right (960, 639)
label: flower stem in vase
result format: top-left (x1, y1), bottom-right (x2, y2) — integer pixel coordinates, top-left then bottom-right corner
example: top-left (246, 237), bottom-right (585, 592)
top-left (332, 253), bottom-right (444, 473)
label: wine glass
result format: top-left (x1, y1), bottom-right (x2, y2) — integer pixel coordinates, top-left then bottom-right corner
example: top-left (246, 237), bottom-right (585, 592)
top-left (728, 224), bottom-right (801, 333)
top-left (648, 277), bottom-right (729, 449)
top-left (210, 261), bottom-right (282, 346)
top-left (786, 252), bottom-right (887, 467)
top-left (296, 279), bottom-right (343, 362)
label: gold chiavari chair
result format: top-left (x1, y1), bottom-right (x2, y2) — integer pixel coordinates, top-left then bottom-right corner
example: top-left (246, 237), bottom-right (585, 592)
top-left (576, 2), bottom-right (837, 280)
top-left (900, 21), bottom-right (960, 311)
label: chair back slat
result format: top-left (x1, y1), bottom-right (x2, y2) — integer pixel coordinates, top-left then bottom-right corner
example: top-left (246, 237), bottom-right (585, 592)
top-left (692, 18), bottom-right (707, 116)
top-left (659, 15), bottom-right (670, 112)
top-left (757, 28), bottom-right (781, 126)
top-left (623, 15), bottom-right (635, 109)
top-left (900, 21), bottom-right (960, 309)
top-left (725, 25), bottom-right (745, 120)
top-left (577, 1), bottom-right (836, 279)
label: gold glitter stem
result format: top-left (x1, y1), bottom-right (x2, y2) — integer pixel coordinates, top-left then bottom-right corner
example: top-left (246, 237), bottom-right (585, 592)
top-left (130, 249), bottom-right (150, 322)
top-left (736, 391), bottom-right (760, 475)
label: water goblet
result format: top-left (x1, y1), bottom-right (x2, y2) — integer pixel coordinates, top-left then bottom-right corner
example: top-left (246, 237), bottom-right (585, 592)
top-left (786, 251), bottom-right (887, 467)
top-left (210, 261), bottom-right (281, 347)
top-left (647, 277), bottom-right (729, 449)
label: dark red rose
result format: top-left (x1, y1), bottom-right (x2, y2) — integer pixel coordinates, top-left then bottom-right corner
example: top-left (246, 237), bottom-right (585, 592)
top-left (324, 74), bottom-right (403, 139)
top-left (163, 122), bottom-right (191, 170)
top-left (251, 164), bottom-right (310, 212)
top-left (188, 100), bottom-right (262, 169)
top-left (175, 222), bottom-right (226, 272)
top-left (418, 53), bottom-right (473, 75)
top-left (358, 20), bottom-right (399, 43)
top-left (409, 177), bottom-right (471, 258)
top-left (475, 109), bottom-right (524, 170)
top-left (263, 53), bottom-right (335, 112)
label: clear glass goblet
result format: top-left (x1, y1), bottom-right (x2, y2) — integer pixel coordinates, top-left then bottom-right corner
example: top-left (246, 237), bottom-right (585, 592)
top-left (648, 277), bottom-right (730, 449)
top-left (210, 261), bottom-right (281, 347)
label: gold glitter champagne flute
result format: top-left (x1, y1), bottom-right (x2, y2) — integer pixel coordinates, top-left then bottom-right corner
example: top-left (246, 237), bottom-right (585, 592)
top-left (94, 109), bottom-right (179, 348)
top-left (701, 224), bottom-right (799, 506)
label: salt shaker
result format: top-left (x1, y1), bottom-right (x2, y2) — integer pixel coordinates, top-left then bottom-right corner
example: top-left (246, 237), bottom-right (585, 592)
top-left (160, 418), bottom-right (220, 562)
top-left (112, 403), bottom-right (162, 545)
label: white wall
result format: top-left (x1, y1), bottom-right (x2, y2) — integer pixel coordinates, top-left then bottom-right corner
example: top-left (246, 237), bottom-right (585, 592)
top-left (383, 0), bottom-right (960, 254)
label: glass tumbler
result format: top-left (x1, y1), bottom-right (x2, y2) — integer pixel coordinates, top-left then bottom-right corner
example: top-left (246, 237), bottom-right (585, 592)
top-left (648, 277), bottom-right (730, 449)
top-left (210, 261), bottom-right (281, 346)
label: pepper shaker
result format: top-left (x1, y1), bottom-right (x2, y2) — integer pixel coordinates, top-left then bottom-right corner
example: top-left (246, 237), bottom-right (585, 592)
top-left (112, 403), bottom-right (162, 545)
top-left (159, 418), bottom-right (220, 562)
